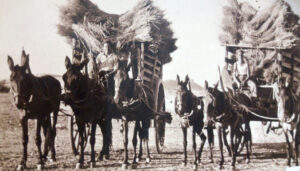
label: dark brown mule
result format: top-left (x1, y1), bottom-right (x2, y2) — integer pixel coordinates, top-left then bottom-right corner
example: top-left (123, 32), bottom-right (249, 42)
top-left (202, 81), bottom-right (252, 169)
top-left (62, 56), bottom-right (112, 169)
top-left (113, 59), bottom-right (172, 169)
top-left (273, 80), bottom-right (300, 166)
top-left (7, 50), bottom-right (61, 170)
top-left (175, 75), bottom-right (213, 169)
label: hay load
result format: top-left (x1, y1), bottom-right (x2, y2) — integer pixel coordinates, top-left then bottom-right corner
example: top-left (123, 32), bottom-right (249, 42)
top-left (220, 0), bottom-right (300, 84)
top-left (118, 0), bottom-right (177, 64)
top-left (57, 0), bottom-right (176, 64)
top-left (57, 0), bottom-right (119, 54)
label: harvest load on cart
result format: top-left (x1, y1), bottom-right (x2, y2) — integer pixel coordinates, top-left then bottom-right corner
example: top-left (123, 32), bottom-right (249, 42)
top-left (219, 0), bottom-right (300, 122)
top-left (57, 0), bottom-right (176, 153)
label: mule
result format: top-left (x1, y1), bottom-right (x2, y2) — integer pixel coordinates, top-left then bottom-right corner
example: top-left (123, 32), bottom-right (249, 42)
top-left (273, 80), bottom-right (300, 166)
top-left (175, 75), bottom-right (214, 169)
top-left (202, 81), bottom-right (252, 169)
top-left (7, 50), bottom-right (61, 170)
top-left (62, 56), bottom-right (112, 169)
top-left (113, 59), bottom-right (172, 169)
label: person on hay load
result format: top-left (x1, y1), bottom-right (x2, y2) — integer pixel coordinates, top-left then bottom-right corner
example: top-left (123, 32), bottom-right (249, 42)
top-left (233, 50), bottom-right (257, 99)
top-left (72, 38), bottom-right (85, 65)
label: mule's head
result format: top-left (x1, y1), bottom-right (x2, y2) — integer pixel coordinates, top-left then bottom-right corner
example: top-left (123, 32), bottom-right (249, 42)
top-left (62, 56), bottom-right (87, 98)
top-left (113, 59), bottom-right (131, 104)
top-left (202, 81), bottom-right (217, 127)
top-left (175, 75), bottom-right (193, 115)
top-left (7, 50), bottom-right (34, 109)
top-left (273, 80), bottom-right (293, 122)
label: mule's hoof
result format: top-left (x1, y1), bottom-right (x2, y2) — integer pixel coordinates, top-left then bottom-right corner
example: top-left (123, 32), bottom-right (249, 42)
top-left (146, 157), bottom-right (151, 163)
top-left (17, 165), bottom-right (24, 171)
top-left (181, 162), bottom-right (187, 167)
top-left (131, 163), bottom-right (138, 169)
top-left (197, 159), bottom-right (201, 164)
top-left (193, 164), bottom-right (198, 170)
top-left (37, 164), bottom-right (43, 171)
top-left (121, 163), bottom-right (128, 170)
top-left (90, 162), bottom-right (96, 168)
top-left (75, 163), bottom-right (81, 170)
top-left (230, 165), bottom-right (236, 170)
top-left (246, 159), bottom-right (250, 164)
top-left (49, 158), bottom-right (55, 163)
top-left (210, 159), bottom-right (214, 163)
top-left (135, 158), bottom-right (140, 163)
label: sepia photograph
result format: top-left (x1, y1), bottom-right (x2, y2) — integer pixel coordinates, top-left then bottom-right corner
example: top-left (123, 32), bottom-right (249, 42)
top-left (1, 0), bottom-right (300, 170)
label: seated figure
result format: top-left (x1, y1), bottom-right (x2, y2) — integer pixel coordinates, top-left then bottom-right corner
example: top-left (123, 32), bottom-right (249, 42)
top-left (233, 50), bottom-right (257, 98)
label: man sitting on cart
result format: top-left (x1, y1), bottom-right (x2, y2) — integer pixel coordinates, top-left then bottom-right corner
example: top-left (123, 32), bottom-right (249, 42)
top-left (233, 50), bottom-right (257, 99)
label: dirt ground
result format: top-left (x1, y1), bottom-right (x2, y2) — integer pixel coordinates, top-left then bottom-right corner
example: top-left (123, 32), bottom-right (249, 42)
top-left (0, 92), bottom-right (297, 171)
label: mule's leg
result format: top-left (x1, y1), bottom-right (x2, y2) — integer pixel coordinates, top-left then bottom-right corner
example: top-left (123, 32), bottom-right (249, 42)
top-left (41, 118), bottom-right (50, 161)
top-left (207, 127), bottom-right (214, 163)
top-left (35, 119), bottom-right (44, 170)
top-left (98, 121), bottom-right (106, 161)
top-left (192, 128), bottom-right (197, 169)
top-left (75, 122), bottom-right (85, 169)
top-left (284, 129), bottom-right (292, 166)
top-left (229, 126), bottom-right (237, 168)
top-left (197, 131), bottom-right (206, 164)
top-left (17, 117), bottom-right (28, 170)
top-left (137, 123), bottom-right (143, 161)
top-left (132, 121), bottom-right (139, 164)
top-left (217, 124), bottom-right (224, 169)
top-left (89, 122), bottom-right (97, 168)
top-left (182, 127), bottom-right (187, 166)
top-left (50, 110), bottom-right (58, 162)
top-left (122, 120), bottom-right (129, 169)
top-left (295, 127), bottom-right (300, 166)
top-left (223, 127), bottom-right (231, 156)
top-left (143, 119), bottom-right (151, 163)
top-left (244, 123), bottom-right (251, 163)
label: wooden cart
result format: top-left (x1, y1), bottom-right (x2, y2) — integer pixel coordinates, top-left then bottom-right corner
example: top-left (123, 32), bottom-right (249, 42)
top-left (136, 42), bottom-right (167, 153)
top-left (221, 44), bottom-right (300, 154)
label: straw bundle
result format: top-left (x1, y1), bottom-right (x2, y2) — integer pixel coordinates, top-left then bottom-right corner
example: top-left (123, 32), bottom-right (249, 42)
top-left (57, 0), bottom-right (176, 64)
top-left (220, 0), bottom-right (300, 83)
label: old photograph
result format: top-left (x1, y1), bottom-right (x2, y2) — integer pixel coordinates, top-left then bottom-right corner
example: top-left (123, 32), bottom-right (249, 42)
top-left (1, 0), bottom-right (300, 170)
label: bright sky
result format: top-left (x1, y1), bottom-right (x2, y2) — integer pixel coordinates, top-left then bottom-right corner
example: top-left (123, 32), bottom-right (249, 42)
top-left (1, 0), bottom-right (300, 86)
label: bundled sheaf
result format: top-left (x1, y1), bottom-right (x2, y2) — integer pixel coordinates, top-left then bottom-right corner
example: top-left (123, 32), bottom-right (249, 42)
top-left (220, 0), bottom-right (300, 83)
top-left (57, 0), bottom-right (176, 64)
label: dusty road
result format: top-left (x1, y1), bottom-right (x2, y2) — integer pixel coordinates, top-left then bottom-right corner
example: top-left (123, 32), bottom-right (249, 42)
top-left (0, 93), bottom-right (294, 170)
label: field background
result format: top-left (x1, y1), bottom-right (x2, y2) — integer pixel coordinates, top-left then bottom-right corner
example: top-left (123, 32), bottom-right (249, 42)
top-left (0, 80), bottom-right (295, 171)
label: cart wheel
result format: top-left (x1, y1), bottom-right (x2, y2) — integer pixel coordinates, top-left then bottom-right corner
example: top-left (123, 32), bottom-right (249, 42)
top-left (69, 116), bottom-right (90, 155)
top-left (155, 84), bottom-right (166, 154)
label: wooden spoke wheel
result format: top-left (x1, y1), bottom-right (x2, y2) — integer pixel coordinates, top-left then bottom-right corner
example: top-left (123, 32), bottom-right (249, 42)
top-left (68, 116), bottom-right (90, 155)
top-left (154, 84), bottom-right (166, 154)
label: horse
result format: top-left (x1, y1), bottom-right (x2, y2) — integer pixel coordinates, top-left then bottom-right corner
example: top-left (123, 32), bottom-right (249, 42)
top-left (7, 49), bottom-right (61, 170)
top-left (273, 80), bottom-right (300, 166)
top-left (202, 80), bottom-right (252, 169)
top-left (62, 56), bottom-right (112, 169)
top-left (112, 59), bottom-right (172, 169)
top-left (174, 75), bottom-right (214, 169)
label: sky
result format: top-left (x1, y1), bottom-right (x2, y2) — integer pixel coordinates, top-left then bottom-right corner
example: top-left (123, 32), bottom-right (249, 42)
top-left (1, 0), bottom-right (300, 86)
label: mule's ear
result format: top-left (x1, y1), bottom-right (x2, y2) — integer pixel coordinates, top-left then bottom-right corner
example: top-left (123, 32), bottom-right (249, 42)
top-left (204, 80), bottom-right (209, 89)
top-left (20, 50), bottom-right (29, 67)
top-left (7, 56), bottom-right (14, 71)
top-left (177, 75), bottom-right (180, 85)
top-left (184, 75), bottom-right (190, 86)
top-left (214, 81), bottom-right (219, 90)
top-left (65, 56), bottom-right (71, 69)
